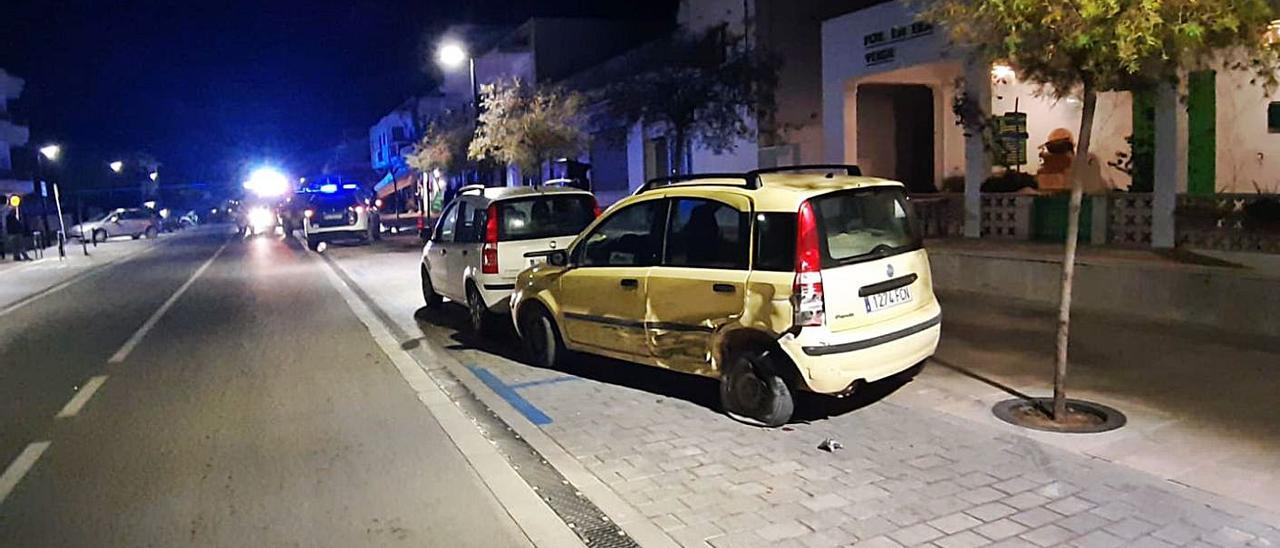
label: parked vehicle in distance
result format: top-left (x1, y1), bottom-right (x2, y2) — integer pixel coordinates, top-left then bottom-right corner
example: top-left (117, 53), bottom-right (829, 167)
top-left (68, 208), bottom-right (160, 243)
top-left (301, 184), bottom-right (381, 250)
top-left (420, 184), bottom-right (600, 333)
top-left (509, 165), bottom-right (941, 427)
top-left (178, 210), bottom-right (200, 228)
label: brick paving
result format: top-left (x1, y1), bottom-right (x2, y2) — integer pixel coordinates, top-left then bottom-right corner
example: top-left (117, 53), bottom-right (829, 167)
top-left (479, 359), bottom-right (1280, 548)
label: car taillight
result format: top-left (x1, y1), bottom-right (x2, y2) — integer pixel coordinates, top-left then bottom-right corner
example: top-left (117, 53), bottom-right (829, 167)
top-left (482, 203), bottom-right (499, 274)
top-left (590, 197), bottom-right (602, 218)
top-left (793, 200), bottom-right (825, 327)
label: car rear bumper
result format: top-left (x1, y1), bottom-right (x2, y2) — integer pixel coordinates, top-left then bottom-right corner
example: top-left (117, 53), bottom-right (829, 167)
top-left (477, 276), bottom-right (517, 313)
top-left (779, 301), bottom-right (941, 394)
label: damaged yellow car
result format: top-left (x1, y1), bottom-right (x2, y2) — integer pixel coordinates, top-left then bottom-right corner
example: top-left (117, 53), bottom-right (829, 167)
top-left (510, 165), bottom-right (941, 426)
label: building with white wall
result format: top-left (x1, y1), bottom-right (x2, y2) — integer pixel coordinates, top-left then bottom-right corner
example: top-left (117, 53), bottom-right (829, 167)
top-left (0, 69), bottom-right (31, 196)
top-left (822, 1), bottom-right (1280, 244)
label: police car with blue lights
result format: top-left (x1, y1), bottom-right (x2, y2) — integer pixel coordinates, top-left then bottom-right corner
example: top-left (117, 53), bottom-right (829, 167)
top-left (300, 182), bottom-right (381, 251)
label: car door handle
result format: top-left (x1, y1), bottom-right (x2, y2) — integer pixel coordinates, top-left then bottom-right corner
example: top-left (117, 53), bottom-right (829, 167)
top-left (620, 279), bottom-right (639, 289)
top-left (712, 283), bottom-right (736, 294)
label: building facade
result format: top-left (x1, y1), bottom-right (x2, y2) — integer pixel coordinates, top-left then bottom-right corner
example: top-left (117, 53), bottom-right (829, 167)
top-left (0, 69), bottom-right (31, 197)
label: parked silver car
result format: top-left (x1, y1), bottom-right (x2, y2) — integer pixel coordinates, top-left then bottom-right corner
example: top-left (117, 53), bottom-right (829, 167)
top-left (69, 208), bottom-right (160, 243)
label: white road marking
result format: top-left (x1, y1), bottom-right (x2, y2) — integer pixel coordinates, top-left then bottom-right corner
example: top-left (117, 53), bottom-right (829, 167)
top-left (108, 240), bottom-right (229, 364)
top-left (55, 375), bottom-right (109, 418)
top-left (0, 244), bottom-right (159, 319)
top-left (313, 253), bottom-right (586, 548)
top-left (0, 441), bottom-right (51, 505)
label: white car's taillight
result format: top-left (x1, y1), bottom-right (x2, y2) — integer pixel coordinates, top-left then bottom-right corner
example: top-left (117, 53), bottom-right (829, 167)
top-left (793, 200), bottom-right (825, 327)
top-left (482, 203), bottom-right (499, 274)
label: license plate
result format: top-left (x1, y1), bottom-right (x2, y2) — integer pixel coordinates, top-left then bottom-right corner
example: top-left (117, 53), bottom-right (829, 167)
top-left (322, 213), bottom-right (343, 221)
top-left (864, 287), bottom-right (912, 313)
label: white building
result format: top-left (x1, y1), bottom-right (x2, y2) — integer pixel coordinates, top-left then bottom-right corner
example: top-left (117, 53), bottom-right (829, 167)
top-left (0, 69), bottom-right (31, 196)
top-left (821, 1), bottom-right (1280, 245)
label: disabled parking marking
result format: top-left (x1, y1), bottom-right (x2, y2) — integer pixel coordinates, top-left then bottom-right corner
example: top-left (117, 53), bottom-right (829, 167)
top-left (466, 366), bottom-right (563, 426)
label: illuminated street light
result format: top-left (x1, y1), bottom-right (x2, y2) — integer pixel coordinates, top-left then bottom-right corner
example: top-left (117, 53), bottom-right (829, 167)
top-left (243, 166), bottom-right (291, 198)
top-left (149, 171), bottom-right (159, 182)
top-left (437, 42), bottom-right (468, 68)
top-left (110, 161), bottom-right (124, 173)
top-left (39, 144), bottom-right (61, 161)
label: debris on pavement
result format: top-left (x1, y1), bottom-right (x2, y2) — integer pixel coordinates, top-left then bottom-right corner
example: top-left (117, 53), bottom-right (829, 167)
top-left (818, 438), bottom-right (843, 452)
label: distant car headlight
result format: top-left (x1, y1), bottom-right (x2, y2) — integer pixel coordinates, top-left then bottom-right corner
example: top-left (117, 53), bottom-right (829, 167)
top-left (248, 207), bottom-right (275, 230)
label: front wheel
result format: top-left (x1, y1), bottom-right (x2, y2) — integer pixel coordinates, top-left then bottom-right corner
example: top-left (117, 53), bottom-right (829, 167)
top-left (520, 306), bottom-right (566, 368)
top-left (420, 266), bottom-right (442, 309)
top-left (144, 226), bottom-right (157, 239)
top-left (92, 229), bottom-right (107, 244)
top-left (720, 350), bottom-right (795, 428)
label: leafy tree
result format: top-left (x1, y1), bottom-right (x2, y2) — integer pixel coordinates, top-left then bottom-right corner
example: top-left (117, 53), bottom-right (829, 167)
top-left (404, 110), bottom-right (473, 175)
top-left (602, 29), bottom-right (778, 175)
top-left (468, 80), bottom-right (588, 181)
top-left (927, 0), bottom-right (1280, 421)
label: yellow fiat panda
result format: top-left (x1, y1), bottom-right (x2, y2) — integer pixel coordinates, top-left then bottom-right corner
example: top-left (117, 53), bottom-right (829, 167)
top-left (510, 165), bottom-right (940, 426)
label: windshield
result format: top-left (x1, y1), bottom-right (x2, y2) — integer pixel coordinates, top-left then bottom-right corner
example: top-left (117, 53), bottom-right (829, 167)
top-left (812, 187), bottom-right (919, 265)
top-left (497, 195), bottom-right (596, 241)
top-left (308, 191), bottom-right (363, 208)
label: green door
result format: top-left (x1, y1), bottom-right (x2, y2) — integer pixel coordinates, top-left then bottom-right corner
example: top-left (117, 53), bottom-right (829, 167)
top-left (1033, 196), bottom-right (1092, 243)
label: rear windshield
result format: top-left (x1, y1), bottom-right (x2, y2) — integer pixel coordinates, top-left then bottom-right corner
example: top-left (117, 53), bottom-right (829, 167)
top-left (812, 187), bottom-right (919, 266)
top-left (308, 191), bottom-right (362, 207)
top-left (497, 195), bottom-right (596, 241)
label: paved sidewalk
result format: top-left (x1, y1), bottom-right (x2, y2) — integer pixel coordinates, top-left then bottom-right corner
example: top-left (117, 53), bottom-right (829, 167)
top-left (329, 238), bottom-right (1280, 548)
top-left (0, 233), bottom-right (167, 312)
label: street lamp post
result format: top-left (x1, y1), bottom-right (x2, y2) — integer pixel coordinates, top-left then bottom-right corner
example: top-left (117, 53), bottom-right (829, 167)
top-left (437, 42), bottom-right (479, 114)
top-left (36, 144), bottom-right (62, 258)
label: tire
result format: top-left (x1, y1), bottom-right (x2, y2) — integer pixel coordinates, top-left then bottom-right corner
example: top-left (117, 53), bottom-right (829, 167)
top-left (719, 349), bottom-right (796, 428)
top-left (307, 235), bottom-right (320, 251)
top-left (372, 217), bottom-right (382, 241)
top-left (144, 226), bottom-right (157, 239)
top-left (520, 305), bottom-right (566, 368)
top-left (92, 229), bottom-right (107, 244)
top-left (466, 284), bottom-right (492, 334)
top-left (420, 265), bottom-right (442, 309)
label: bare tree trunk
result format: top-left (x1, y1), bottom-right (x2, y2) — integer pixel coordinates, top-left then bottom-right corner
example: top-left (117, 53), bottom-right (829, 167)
top-left (1053, 86), bottom-right (1098, 421)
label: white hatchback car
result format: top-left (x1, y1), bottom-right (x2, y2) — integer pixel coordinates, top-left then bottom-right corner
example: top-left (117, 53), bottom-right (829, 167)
top-left (421, 184), bottom-right (600, 332)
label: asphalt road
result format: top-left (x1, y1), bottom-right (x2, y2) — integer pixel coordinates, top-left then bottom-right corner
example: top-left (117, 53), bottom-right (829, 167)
top-left (0, 228), bottom-right (533, 547)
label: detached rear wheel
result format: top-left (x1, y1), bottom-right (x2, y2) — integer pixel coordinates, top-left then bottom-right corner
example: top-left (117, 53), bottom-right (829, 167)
top-left (520, 306), bottom-right (566, 368)
top-left (720, 349), bottom-right (795, 427)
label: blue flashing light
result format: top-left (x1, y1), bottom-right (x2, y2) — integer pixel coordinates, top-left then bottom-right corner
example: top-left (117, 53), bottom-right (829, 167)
top-left (319, 184), bottom-right (339, 194)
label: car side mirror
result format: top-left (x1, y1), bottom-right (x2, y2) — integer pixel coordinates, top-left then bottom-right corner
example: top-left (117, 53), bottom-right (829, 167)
top-left (547, 249), bottom-right (569, 267)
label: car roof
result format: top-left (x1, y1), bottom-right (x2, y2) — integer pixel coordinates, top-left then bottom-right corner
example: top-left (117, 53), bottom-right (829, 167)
top-left (625, 173), bottom-right (905, 213)
top-left (462, 185), bottom-right (593, 204)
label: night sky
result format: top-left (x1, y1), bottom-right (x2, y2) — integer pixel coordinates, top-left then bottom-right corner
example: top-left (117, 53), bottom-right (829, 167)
top-left (1, 0), bottom-right (677, 191)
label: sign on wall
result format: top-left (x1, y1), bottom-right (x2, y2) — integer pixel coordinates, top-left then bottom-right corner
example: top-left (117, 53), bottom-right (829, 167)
top-left (863, 21), bottom-right (935, 67)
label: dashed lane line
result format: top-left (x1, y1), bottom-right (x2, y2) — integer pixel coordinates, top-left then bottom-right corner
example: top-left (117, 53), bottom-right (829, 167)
top-left (108, 240), bottom-right (229, 364)
top-left (0, 442), bottom-right (51, 506)
top-left (54, 375), bottom-right (109, 419)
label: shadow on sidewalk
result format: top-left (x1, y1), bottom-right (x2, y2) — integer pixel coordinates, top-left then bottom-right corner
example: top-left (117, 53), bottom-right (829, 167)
top-left (413, 304), bottom-right (918, 425)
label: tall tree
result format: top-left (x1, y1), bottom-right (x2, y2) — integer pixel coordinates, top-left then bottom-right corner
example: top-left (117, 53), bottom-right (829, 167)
top-left (926, 0), bottom-right (1280, 421)
top-left (404, 110), bottom-right (473, 175)
top-left (602, 29), bottom-right (778, 175)
top-left (468, 80), bottom-right (588, 181)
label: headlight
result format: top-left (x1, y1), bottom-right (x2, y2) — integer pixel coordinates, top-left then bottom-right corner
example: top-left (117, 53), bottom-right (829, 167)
top-left (248, 207), bottom-right (274, 229)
